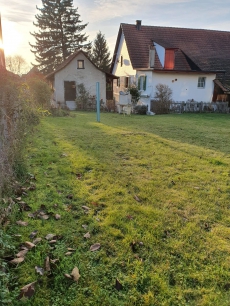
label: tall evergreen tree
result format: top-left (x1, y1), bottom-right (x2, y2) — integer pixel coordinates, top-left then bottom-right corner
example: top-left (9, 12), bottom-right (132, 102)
top-left (91, 31), bottom-right (111, 72)
top-left (30, 0), bottom-right (91, 74)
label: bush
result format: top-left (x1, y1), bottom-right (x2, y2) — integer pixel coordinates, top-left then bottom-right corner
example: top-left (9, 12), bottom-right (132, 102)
top-left (134, 105), bottom-right (147, 115)
top-left (151, 83), bottom-right (173, 114)
top-left (128, 83), bottom-right (141, 105)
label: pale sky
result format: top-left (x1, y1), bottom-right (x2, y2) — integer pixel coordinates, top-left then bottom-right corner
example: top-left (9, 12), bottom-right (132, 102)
top-left (1, 0), bottom-right (230, 68)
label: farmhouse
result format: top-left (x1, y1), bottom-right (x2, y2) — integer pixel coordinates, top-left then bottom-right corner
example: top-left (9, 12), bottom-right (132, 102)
top-left (46, 50), bottom-right (117, 110)
top-left (111, 20), bottom-right (230, 111)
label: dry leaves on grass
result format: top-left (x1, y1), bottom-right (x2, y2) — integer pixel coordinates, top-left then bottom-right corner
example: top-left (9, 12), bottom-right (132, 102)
top-left (10, 257), bottom-right (24, 265)
top-left (33, 238), bottom-right (42, 245)
top-left (24, 242), bottom-right (35, 249)
top-left (16, 220), bottom-right (28, 226)
top-left (18, 281), bottom-right (37, 300)
top-left (16, 249), bottom-right (29, 258)
top-left (71, 267), bottom-right (80, 282)
top-left (45, 234), bottom-right (56, 241)
top-left (134, 195), bottom-right (141, 202)
top-left (90, 243), bottom-right (101, 252)
top-left (115, 278), bottom-right (123, 291)
top-left (54, 214), bottom-right (61, 220)
top-left (35, 266), bottom-right (44, 276)
top-left (84, 232), bottom-right (90, 239)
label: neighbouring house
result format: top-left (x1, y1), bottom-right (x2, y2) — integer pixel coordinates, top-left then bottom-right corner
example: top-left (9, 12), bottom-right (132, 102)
top-left (111, 20), bottom-right (230, 111)
top-left (46, 50), bottom-right (118, 110)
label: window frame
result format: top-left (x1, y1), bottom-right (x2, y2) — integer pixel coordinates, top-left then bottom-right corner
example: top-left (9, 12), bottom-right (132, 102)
top-left (197, 77), bottom-right (206, 88)
top-left (77, 60), bottom-right (85, 69)
top-left (124, 76), bottom-right (129, 88)
top-left (138, 75), bottom-right (147, 91)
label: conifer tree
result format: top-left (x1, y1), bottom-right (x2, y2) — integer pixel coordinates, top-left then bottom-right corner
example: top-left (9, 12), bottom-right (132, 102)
top-left (30, 0), bottom-right (91, 74)
top-left (91, 31), bottom-right (111, 72)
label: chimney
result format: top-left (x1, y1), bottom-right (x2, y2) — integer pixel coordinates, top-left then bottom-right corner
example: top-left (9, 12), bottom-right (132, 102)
top-left (136, 20), bottom-right (142, 30)
top-left (149, 45), bottom-right (155, 68)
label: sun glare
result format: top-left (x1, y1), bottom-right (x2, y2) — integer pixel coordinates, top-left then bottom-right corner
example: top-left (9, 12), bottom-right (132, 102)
top-left (2, 20), bottom-right (22, 55)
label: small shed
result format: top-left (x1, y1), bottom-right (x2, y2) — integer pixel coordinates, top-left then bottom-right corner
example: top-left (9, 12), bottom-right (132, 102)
top-left (46, 50), bottom-right (117, 110)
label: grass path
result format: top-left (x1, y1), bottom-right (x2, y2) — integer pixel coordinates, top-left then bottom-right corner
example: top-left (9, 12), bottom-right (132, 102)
top-left (7, 113), bottom-right (230, 305)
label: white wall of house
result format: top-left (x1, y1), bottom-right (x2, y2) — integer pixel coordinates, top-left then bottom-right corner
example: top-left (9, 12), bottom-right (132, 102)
top-left (112, 32), bottom-right (216, 111)
top-left (151, 72), bottom-right (216, 102)
top-left (53, 53), bottom-right (106, 107)
top-left (112, 33), bottom-right (136, 103)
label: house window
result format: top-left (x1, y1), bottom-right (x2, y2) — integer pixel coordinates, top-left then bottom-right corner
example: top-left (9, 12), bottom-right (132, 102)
top-left (77, 60), bottom-right (84, 69)
top-left (138, 75), bottom-right (147, 90)
top-left (117, 78), bottom-right (120, 87)
top-left (164, 50), bottom-right (175, 69)
top-left (124, 76), bottom-right (129, 88)
top-left (121, 56), bottom-right (123, 67)
top-left (198, 77), bottom-right (206, 88)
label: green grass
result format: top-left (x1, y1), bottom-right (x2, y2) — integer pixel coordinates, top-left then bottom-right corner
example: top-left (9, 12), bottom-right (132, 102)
top-left (5, 112), bottom-right (230, 305)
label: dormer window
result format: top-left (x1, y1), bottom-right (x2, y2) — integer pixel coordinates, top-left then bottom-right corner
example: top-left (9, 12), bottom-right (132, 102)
top-left (164, 50), bottom-right (175, 69)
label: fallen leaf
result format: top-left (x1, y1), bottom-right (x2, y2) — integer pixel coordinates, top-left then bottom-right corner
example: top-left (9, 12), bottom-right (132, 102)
top-left (18, 281), bottom-right (37, 300)
top-left (24, 242), bottom-right (35, 249)
top-left (134, 195), bottom-right (141, 202)
top-left (40, 215), bottom-right (49, 220)
top-left (61, 153), bottom-right (68, 157)
top-left (82, 205), bottom-right (90, 211)
top-left (84, 232), bottom-right (90, 239)
top-left (49, 240), bottom-right (57, 244)
top-left (35, 266), bottom-right (44, 276)
top-left (67, 248), bottom-right (75, 251)
top-left (10, 257), bottom-right (24, 265)
top-left (65, 252), bottom-right (73, 256)
top-left (66, 194), bottom-right (73, 199)
top-left (82, 224), bottom-right (88, 229)
top-left (33, 238), bottom-right (42, 245)
top-left (16, 249), bottom-right (28, 258)
top-left (90, 243), bottom-right (101, 252)
top-left (71, 267), bottom-right (80, 282)
top-left (29, 230), bottom-right (38, 239)
top-left (64, 273), bottom-right (72, 279)
top-left (45, 234), bottom-right (56, 241)
top-left (18, 202), bottom-right (32, 211)
top-left (28, 213), bottom-right (35, 218)
top-left (115, 278), bottom-right (123, 291)
top-left (16, 220), bottom-right (28, 227)
top-left (45, 256), bottom-right (51, 272)
top-left (54, 214), bottom-right (61, 220)
top-left (50, 259), bottom-right (59, 264)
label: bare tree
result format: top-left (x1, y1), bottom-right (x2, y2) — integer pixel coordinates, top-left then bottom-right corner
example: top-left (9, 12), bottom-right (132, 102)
top-left (6, 55), bottom-right (30, 75)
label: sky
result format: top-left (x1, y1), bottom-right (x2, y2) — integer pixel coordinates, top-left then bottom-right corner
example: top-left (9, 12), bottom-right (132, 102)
top-left (1, 0), bottom-right (230, 67)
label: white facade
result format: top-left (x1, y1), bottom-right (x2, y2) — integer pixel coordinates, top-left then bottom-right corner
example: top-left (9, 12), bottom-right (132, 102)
top-left (53, 52), bottom-right (106, 107)
top-left (112, 32), bottom-right (216, 111)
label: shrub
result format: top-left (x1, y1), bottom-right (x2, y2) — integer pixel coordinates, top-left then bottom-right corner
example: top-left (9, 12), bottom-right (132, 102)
top-left (128, 83), bottom-right (141, 105)
top-left (76, 83), bottom-right (90, 110)
top-left (134, 105), bottom-right (148, 115)
top-left (151, 83), bottom-right (173, 114)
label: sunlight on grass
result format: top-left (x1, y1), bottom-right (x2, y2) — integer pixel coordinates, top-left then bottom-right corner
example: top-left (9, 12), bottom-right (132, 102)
top-left (8, 112), bottom-right (230, 305)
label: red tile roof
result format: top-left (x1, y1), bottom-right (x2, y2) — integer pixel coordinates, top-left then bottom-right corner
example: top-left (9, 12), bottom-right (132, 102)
top-left (111, 23), bottom-right (230, 81)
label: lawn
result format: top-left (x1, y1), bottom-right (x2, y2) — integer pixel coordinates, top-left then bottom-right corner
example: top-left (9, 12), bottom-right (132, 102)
top-left (6, 112), bottom-right (230, 305)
